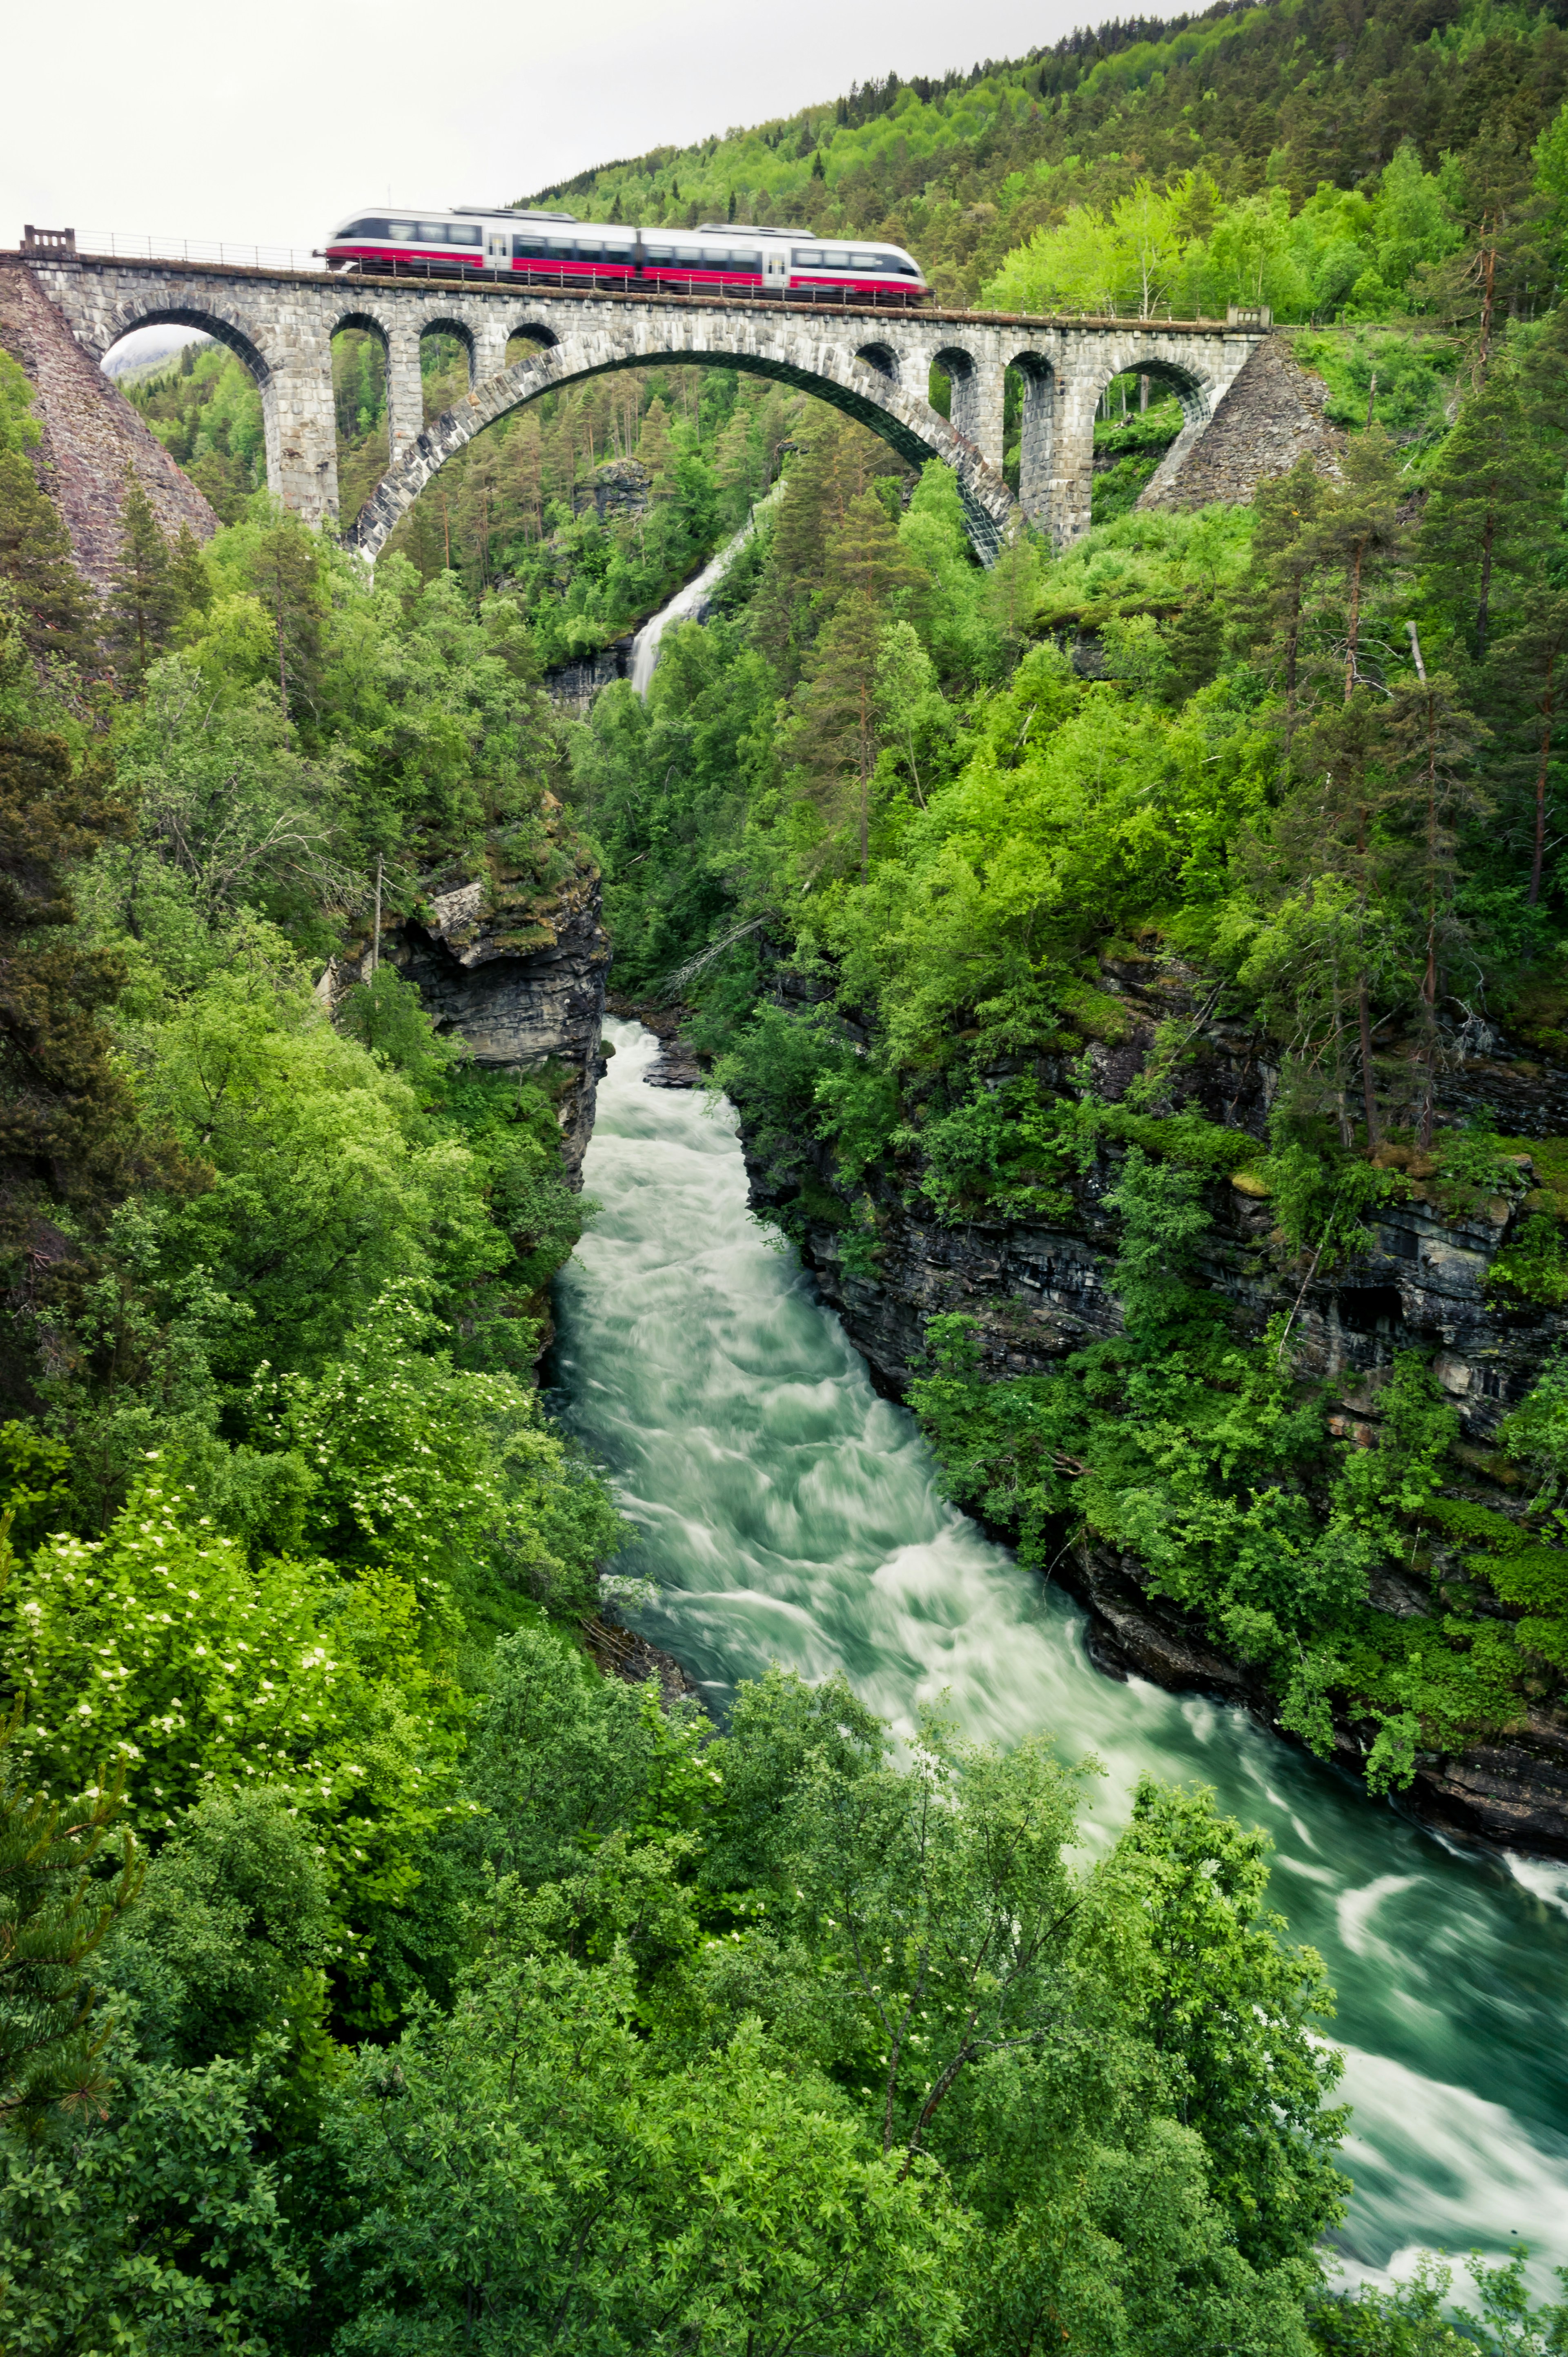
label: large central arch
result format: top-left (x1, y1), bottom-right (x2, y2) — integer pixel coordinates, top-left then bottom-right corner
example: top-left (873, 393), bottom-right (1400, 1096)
top-left (343, 325), bottom-right (1016, 563)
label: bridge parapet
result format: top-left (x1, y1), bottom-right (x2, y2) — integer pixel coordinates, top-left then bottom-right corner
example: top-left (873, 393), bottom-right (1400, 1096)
top-left (19, 250), bottom-right (1269, 557)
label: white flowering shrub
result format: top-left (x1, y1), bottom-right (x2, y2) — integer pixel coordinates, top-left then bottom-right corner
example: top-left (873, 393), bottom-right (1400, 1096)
top-left (0, 1469), bottom-right (464, 1909)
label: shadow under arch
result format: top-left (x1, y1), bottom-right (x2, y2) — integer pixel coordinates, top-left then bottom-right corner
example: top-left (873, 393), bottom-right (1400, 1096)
top-left (417, 314), bottom-right (477, 384)
top-left (344, 332), bottom-right (1013, 564)
top-left (98, 301), bottom-right (270, 389)
top-left (1004, 350), bottom-right (1056, 522)
top-left (1083, 350), bottom-right (1214, 522)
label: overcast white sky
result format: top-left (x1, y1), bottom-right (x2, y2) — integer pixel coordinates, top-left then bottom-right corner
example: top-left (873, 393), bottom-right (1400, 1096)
top-left (7, 0), bottom-right (1188, 258)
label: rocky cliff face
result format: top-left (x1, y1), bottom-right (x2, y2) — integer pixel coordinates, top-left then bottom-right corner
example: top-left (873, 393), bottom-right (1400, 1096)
top-left (732, 948), bottom-right (1568, 1859)
top-left (749, 946), bottom-right (1562, 1440)
top-left (320, 801), bottom-right (610, 1182)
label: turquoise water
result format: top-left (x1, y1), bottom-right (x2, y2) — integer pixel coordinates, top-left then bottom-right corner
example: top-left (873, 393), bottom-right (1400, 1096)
top-left (553, 1019), bottom-right (1568, 2291)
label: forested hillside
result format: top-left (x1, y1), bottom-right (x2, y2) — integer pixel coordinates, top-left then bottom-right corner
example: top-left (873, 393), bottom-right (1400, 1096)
top-left (2, 0), bottom-right (1568, 2342)
top-left (529, 0), bottom-right (1568, 314)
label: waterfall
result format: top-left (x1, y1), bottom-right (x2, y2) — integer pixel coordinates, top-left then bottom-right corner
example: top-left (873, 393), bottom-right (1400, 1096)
top-left (629, 486), bottom-right (781, 698)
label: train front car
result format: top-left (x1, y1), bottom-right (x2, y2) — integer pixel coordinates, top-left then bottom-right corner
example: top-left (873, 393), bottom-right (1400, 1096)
top-left (323, 208), bottom-right (928, 304)
top-left (780, 235), bottom-right (926, 304)
top-left (323, 209), bottom-right (490, 275)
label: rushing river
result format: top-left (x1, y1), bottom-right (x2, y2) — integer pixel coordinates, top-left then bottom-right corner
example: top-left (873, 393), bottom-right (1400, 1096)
top-left (553, 1018), bottom-right (1568, 2292)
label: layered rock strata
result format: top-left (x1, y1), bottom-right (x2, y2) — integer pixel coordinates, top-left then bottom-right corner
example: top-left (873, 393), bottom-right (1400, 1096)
top-left (320, 805), bottom-right (610, 1183)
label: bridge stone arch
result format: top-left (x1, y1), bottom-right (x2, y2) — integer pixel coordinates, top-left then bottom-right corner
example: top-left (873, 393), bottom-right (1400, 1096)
top-left (345, 322), bottom-right (1015, 563)
top-left (853, 341), bottom-right (900, 383)
top-left (23, 256), bottom-right (1271, 554)
top-left (96, 296), bottom-right (272, 387)
top-left (1025, 330), bottom-right (1233, 542)
top-left (89, 288), bottom-right (339, 517)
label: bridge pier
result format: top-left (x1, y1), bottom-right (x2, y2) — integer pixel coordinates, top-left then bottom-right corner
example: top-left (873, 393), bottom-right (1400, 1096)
top-left (385, 324), bottom-right (425, 465)
top-left (19, 254), bottom-right (1270, 560)
top-left (261, 330), bottom-right (339, 527)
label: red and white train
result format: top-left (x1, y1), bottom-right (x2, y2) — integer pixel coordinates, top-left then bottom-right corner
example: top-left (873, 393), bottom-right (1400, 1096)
top-left (323, 206), bottom-right (928, 305)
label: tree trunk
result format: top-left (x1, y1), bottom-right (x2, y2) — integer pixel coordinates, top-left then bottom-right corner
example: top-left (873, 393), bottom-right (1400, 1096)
top-left (1477, 233), bottom-right (1498, 382)
top-left (1476, 486), bottom-right (1497, 660)
top-left (1530, 649), bottom-right (1555, 906)
top-left (1343, 540), bottom-right (1365, 705)
top-left (1358, 979), bottom-right (1380, 1148)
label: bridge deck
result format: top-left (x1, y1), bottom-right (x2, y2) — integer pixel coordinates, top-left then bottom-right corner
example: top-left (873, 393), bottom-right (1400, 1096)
top-left (2, 247), bottom-right (1251, 339)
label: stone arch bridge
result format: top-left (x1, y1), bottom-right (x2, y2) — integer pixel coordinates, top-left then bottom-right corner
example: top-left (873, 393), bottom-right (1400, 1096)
top-left (22, 249), bottom-right (1273, 558)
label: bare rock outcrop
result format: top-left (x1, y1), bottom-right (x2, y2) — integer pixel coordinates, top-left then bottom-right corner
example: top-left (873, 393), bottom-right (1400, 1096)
top-left (0, 257), bottom-right (218, 589)
top-left (1139, 333), bottom-right (1342, 513)
top-left (319, 804), bottom-right (610, 1184)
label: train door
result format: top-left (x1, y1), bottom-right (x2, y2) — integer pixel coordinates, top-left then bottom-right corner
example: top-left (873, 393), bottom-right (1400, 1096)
top-left (485, 226), bottom-right (510, 271)
top-left (763, 246), bottom-right (789, 294)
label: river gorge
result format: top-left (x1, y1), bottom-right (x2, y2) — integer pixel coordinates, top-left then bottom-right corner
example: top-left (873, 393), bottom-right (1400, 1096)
top-left (555, 1018), bottom-right (1568, 2299)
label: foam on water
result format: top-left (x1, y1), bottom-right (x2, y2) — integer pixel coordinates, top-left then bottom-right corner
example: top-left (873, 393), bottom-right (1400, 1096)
top-left (552, 1020), bottom-right (1568, 2287)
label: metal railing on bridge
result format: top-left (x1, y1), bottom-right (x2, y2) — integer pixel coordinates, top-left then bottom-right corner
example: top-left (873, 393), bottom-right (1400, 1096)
top-left (17, 229), bottom-right (1270, 330)
top-left (27, 226), bottom-right (324, 274)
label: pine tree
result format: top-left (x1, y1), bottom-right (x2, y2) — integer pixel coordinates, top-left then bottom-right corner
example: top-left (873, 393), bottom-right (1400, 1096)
top-left (1384, 640), bottom-right (1488, 1144)
top-left (0, 452), bottom-right (98, 673)
top-left (1490, 593), bottom-right (1568, 905)
top-left (792, 491), bottom-right (927, 876)
top-left (247, 515), bottom-right (325, 722)
top-left (1302, 428), bottom-right (1403, 706)
top-left (105, 472), bottom-right (179, 693)
top-left (635, 396), bottom-right (677, 487)
top-left (0, 1700), bottom-right (142, 2136)
top-left (1420, 365), bottom-right (1554, 663)
top-left (167, 521), bottom-right (212, 621)
top-left (793, 586), bottom-right (884, 874)
top-left (1271, 694), bottom-right (1400, 1145)
top-left (1246, 455), bottom-right (1330, 745)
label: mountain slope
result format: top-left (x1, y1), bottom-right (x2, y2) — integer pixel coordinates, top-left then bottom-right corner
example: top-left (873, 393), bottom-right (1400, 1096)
top-left (526, 0), bottom-right (1568, 307)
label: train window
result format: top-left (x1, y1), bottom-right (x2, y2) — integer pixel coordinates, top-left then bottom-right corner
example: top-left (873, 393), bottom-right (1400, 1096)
top-left (388, 222), bottom-right (420, 241)
top-left (731, 250), bottom-right (762, 269)
top-left (514, 237), bottom-right (553, 259)
top-left (347, 218), bottom-right (389, 240)
top-left (793, 247), bottom-right (825, 267)
top-left (851, 252), bottom-right (882, 270)
top-left (645, 244), bottom-right (674, 263)
top-left (573, 239), bottom-right (603, 262)
top-left (443, 224), bottom-right (481, 246)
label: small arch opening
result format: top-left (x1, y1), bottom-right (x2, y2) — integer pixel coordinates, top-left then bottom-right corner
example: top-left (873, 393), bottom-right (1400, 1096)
top-left (420, 323), bottom-right (473, 424)
top-left (928, 344), bottom-right (975, 420)
top-left (1089, 359), bottom-right (1199, 526)
top-left (854, 343), bottom-right (899, 383)
top-left (106, 314), bottom-right (266, 524)
top-left (1004, 353), bottom-right (1053, 506)
top-left (331, 316), bottom-right (391, 529)
top-left (507, 323), bottom-right (560, 360)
